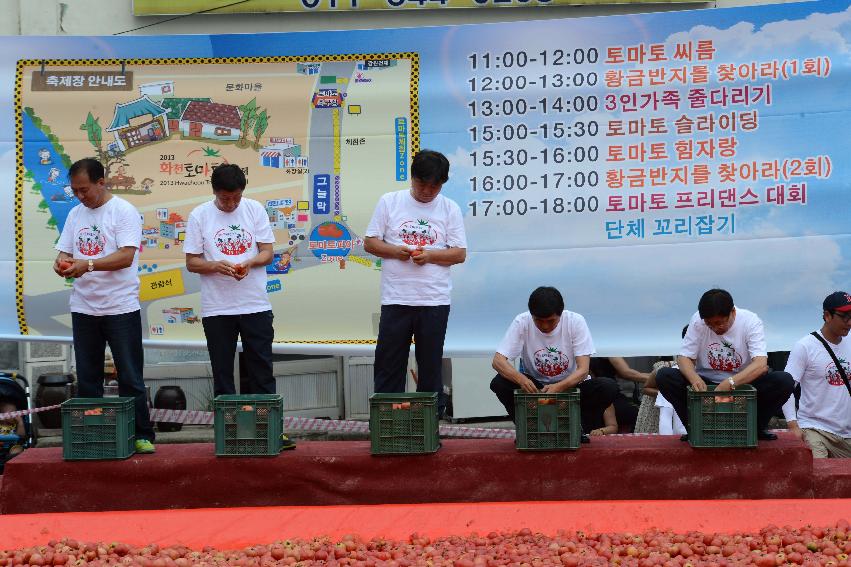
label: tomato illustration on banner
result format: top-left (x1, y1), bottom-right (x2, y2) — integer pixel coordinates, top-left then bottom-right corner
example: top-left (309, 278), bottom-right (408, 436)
top-left (399, 219), bottom-right (437, 248)
top-left (707, 340), bottom-right (743, 372)
top-left (825, 359), bottom-right (851, 386)
top-left (309, 221), bottom-right (351, 259)
top-left (534, 347), bottom-right (569, 378)
top-left (214, 224), bottom-right (253, 256)
top-left (75, 225), bottom-right (106, 256)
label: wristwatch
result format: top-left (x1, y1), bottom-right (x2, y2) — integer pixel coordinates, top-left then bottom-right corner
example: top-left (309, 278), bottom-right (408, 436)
top-left (87, 259), bottom-right (94, 273)
top-left (728, 376), bottom-right (736, 389)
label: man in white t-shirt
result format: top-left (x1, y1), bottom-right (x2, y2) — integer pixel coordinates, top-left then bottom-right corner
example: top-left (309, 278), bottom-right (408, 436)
top-left (184, 164), bottom-right (293, 448)
top-left (364, 150), bottom-right (467, 417)
top-left (656, 288), bottom-right (794, 441)
top-left (54, 158), bottom-right (155, 454)
top-left (782, 292), bottom-right (851, 458)
top-left (490, 286), bottom-right (619, 438)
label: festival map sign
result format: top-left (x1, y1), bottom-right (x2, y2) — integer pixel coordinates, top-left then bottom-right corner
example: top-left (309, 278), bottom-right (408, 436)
top-left (5, 0), bottom-right (851, 354)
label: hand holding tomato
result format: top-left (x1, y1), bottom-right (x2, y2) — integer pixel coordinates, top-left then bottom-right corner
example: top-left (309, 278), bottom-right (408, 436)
top-left (233, 264), bottom-right (249, 280)
top-left (395, 246), bottom-right (413, 262)
top-left (54, 258), bottom-right (73, 277)
top-left (411, 248), bottom-right (430, 265)
top-left (211, 261), bottom-right (237, 278)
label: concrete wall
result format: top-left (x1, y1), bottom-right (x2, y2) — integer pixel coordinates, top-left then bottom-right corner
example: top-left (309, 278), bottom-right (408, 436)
top-left (11, 0), bottom-right (800, 36)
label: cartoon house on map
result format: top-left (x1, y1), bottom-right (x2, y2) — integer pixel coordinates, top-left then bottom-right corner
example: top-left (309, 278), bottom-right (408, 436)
top-left (259, 139), bottom-right (308, 169)
top-left (106, 95), bottom-right (170, 152)
top-left (163, 307), bottom-right (195, 324)
top-left (158, 97), bottom-right (211, 132)
top-left (178, 101), bottom-right (241, 141)
top-left (297, 63), bottom-right (320, 76)
top-left (160, 213), bottom-right (186, 244)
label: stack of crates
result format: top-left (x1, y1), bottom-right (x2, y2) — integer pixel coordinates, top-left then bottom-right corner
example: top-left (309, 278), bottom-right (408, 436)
top-left (687, 384), bottom-right (757, 448)
top-left (369, 392), bottom-right (439, 455)
top-left (514, 390), bottom-right (581, 451)
top-left (214, 394), bottom-right (284, 456)
top-left (61, 397), bottom-right (135, 460)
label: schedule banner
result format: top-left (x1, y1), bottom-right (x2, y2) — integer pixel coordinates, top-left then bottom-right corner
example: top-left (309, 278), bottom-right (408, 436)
top-left (132, 0), bottom-right (694, 15)
top-left (5, 0), bottom-right (851, 355)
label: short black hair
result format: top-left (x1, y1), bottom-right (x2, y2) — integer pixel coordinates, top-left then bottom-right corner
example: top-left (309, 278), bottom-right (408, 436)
top-left (528, 286), bottom-right (564, 319)
top-left (211, 164), bottom-right (246, 192)
top-left (698, 288), bottom-right (734, 319)
top-left (68, 158), bottom-right (104, 182)
top-left (410, 150), bottom-right (449, 186)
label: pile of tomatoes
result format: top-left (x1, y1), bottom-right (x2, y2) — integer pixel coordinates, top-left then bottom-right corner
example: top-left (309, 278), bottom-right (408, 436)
top-left (2, 520), bottom-right (849, 566)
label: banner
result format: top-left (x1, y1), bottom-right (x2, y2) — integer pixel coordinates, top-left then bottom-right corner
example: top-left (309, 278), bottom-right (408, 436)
top-left (7, 0), bottom-right (851, 355)
top-left (132, 0), bottom-right (694, 15)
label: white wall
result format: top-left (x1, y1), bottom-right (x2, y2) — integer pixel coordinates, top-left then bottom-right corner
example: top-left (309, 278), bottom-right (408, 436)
top-left (13, 0), bottom-right (801, 36)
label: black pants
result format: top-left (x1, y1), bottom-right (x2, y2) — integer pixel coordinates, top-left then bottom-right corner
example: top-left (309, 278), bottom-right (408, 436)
top-left (202, 310), bottom-right (275, 397)
top-left (72, 310), bottom-right (155, 442)
top-left (373, 304), bottom-right (450, 416)
top-left (613, 393), bottom-right (639, 433)
top-left (655, 366), bottom-right (795, 431)
top-left (489, 373), bottom-right (619, 433)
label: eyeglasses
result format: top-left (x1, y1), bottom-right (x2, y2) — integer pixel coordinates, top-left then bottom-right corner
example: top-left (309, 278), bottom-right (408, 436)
top-left (832, 311), bottom-right (851, 323)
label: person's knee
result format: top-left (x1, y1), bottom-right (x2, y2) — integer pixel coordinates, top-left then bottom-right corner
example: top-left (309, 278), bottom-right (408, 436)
top-left (771, 371), bottom-right (795, 396)
top-left (490, 374), bottom-right (509, 395)
top-left (655, 366), bottom-right (678, 388)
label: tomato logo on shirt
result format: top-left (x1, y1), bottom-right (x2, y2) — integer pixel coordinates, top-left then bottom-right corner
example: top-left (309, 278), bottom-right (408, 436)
top-left (534, 347), bottom-right (569, 378)
top-left (214, 224), bottom-right (253, 256)
top-left (707, 340), bottom-right (743, 372)
top-left (75, 225), bottom-right (106, 257)
top-left (398, 219), bottom-right (437, 248)
top-left (825, 358), bottom-right (851, 386)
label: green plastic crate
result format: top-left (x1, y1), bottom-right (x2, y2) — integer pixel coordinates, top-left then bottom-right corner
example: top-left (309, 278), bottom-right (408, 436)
top-left (214, 394), bottom-right (284, 456)
top-left (515, 390), bottom-right (581, 451)
top-left (61, 397), bottom-right (135, 460)
top-left (369, 392), bottom-right (439, 455)
top-left (687, 384), bottom-right (757, 448)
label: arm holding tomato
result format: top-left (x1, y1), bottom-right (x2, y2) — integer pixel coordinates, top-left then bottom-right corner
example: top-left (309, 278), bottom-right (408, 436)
top-left (363, 236), bottom-right (414, 262)
top-left (411, 246), bottom-right (466, 267)
top-left (56, 246), bottom-right (137, 278)
top-left (186, 253), bottom-right (237, 278)
top-left (233, 243), bottom-right (274, 281)
top-left (541, 354), bottom-right (590, 393)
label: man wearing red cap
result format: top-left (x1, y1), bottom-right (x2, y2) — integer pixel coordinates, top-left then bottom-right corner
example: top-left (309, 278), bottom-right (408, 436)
top-left (783, 292), bottom-right (851, 458)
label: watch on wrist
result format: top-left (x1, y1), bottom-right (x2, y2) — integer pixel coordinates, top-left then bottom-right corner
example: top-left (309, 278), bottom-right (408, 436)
top-left (728, 376), bottom-right (736, 389)
top-left (87, 259), bottom-right (94, 273)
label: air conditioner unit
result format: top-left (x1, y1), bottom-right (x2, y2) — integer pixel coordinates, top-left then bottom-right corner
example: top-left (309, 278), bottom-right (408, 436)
top-left (20, 342), bottom-right (69, 363)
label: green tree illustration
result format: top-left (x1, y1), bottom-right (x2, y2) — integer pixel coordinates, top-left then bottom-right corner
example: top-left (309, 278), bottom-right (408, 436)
top-left (37, 199), bottom-right (49, 213)
top-left (46, 216), bottom-right (57, 230)
top-left (238, 98), bottom-right (258, 147)
top-left (80, 112), bottom-right (128, 180)
top-left (253, 109), bottom-right (269, 149)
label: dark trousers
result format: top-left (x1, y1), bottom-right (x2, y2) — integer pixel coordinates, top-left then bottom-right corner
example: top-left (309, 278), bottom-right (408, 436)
top-left (373, 304), bottom-right (450, 416)
top-left (613, 393), bottom-right (639, 433)
top-left (202, 310), bottom-right (275, 397)
top-left (655, 366), bottom-right (795, 431)
top-left (72, 310), bottom-right (155, 442)
top-left (489, 373), bottom-right (619, 433)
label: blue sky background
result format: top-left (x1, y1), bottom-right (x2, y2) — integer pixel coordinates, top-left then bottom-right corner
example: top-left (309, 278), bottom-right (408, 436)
top-left (1, 0), bottom-right (849, 354)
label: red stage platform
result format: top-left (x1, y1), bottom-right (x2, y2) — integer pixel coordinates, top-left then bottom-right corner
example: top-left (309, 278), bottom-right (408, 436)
top-left (1, 434), bottom-right (843, 514)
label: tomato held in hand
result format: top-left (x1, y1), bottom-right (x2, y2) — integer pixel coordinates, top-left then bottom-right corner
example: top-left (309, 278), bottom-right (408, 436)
top-left (234, 264), bottom-right (248, 278)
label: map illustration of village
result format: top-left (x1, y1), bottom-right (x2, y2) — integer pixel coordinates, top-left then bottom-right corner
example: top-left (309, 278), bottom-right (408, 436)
top-left (18, 56), bottom-right (416, 342)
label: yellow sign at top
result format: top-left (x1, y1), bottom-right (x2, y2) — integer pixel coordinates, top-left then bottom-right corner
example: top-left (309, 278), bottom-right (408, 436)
top-left (133, 0), bottom-right (692, 14)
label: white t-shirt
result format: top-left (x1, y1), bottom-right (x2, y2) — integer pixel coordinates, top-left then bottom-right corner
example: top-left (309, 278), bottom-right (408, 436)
top-left (496, 310), bottom-right (595, 385)
top-left (680, 307), bottom-right (767, 383)
top-left (56, 196), bottom-right (141, 316)
top-left (364, 190), bottom-right (467, 306)
top-left (184, 198), bottom-right (275, 317)
top-left (784, 332), bottom-right (851, 437)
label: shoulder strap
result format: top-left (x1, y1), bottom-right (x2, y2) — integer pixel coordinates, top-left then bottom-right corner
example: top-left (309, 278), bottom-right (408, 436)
top-left (810, 331), bottom-right (851, 398)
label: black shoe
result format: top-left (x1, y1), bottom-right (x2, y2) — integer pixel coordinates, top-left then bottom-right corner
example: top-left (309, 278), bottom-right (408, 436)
top-left (757, 429), bottom-right (778, 441)
top-left (580, 433), bottom-right (590, 444)
top-left (680, 434), bottom-right (690, 442)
